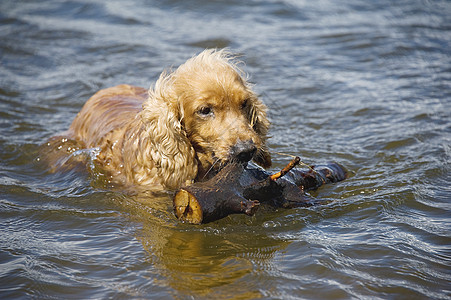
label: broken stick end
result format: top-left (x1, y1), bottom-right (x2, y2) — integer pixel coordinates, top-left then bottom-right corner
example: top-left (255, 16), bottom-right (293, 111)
top-left (241, 200), bottom-right (260, 216)
top-left (173, 189), bottom-right (203, 224)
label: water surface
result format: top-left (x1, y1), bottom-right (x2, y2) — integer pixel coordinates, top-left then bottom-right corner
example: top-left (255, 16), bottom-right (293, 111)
top-left (1, 0), bottom-right (450, 299)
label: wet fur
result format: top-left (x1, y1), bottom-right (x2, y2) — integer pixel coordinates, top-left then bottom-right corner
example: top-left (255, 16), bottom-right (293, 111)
top-left (46, 49), bottom-right (271, 190)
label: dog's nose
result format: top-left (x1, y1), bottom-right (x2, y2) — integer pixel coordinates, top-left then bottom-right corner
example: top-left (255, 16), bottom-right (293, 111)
top-left (232, 140), bottom-right (257, 163)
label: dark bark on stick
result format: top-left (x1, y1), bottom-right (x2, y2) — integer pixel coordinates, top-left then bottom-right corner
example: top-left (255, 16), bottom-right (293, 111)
top-left (173, 157), bottom-right (347, 224)
top-left (173, 162), bottom-right (260, 224)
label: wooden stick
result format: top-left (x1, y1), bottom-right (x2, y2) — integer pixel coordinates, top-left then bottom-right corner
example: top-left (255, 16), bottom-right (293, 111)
top-left (173, 158), bottom-right (347, 224)
top-left (269, 156), bottom-right (301, 181)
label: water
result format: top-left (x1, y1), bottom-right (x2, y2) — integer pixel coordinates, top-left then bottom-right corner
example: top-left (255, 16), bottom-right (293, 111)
top-left (1, 0), bottom-right (450, 299)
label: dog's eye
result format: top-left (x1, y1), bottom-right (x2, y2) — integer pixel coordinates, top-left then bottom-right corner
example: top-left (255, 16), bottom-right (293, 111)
top-left (198, 106), bottom-right (213, 117)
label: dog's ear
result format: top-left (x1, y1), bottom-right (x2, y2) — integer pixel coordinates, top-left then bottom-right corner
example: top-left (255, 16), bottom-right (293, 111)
top-left (141, 75), bottom-right (198, 189)
top-left (249, 95), bottom-right (272, 169)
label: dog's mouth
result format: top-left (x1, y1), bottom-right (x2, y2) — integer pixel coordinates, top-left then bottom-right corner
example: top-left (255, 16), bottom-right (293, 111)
top-left (197, 141), bottom-right (257, 182)
top-left (217, 141), bottom-right (258, 168)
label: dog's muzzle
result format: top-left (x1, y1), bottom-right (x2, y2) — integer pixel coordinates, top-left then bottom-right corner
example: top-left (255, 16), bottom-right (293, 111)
top-left (231, 140), bottom-right (257, 164)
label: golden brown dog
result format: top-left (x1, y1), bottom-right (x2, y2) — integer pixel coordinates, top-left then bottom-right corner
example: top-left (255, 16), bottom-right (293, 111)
top-left (47, 49), bottom-right (271, 190)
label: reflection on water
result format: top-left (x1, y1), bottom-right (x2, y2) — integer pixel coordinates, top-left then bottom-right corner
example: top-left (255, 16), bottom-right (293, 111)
top-left (1, 0), bottom-right (450, 298)
top-left (140, 226), bottom-right (268, 298)
top-left (129, 192), bottom-right (287, 298)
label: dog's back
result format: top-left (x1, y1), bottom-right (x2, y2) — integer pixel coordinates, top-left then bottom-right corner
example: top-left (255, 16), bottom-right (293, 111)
top-left (68, 84), bottom-right (147, 147)
top-left (42, 84), bottom-right (153, 186)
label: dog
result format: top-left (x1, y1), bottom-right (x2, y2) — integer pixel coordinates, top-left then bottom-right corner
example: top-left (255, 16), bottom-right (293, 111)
top-left (47, 49), bottom-right (271, 190)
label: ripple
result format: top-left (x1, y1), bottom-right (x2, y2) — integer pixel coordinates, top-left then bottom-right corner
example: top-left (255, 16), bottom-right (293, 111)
top-left (186, 38), bottom-right (232, 49)
top-left (1, 0), bottom-right (451, 298)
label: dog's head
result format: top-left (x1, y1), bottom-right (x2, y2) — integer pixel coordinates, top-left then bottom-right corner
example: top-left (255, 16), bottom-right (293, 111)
top-left (143, 49), bottom-right (271, 185)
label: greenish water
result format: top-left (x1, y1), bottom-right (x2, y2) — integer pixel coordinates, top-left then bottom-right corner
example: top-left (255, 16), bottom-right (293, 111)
top-left (1, 0), bottom-right (450, 299)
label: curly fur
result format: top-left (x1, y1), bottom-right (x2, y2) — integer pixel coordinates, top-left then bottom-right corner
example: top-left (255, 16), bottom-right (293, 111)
top-left (50, 49), bottom-right (271, 190)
